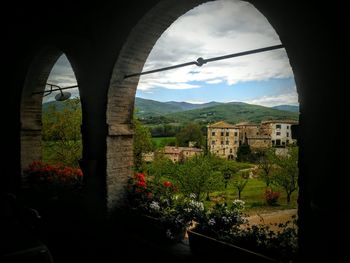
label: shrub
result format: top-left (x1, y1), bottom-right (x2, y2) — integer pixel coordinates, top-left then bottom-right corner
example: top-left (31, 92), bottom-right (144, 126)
top-left (264, 188), bottom-right (280, 206)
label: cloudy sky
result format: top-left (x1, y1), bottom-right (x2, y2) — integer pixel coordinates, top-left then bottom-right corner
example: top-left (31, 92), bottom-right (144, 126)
top-left (47, 0), bottom-right (298, 107)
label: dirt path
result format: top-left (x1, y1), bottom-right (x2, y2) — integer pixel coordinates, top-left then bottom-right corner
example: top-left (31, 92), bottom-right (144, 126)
top-left (246, 209), bottom-right (297, 227)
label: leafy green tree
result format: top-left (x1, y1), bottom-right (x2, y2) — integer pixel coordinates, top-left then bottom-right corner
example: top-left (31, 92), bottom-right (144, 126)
top-left (257, 148), bottom-right (275, 187)
top-left (176, 123), bottom-right (204, 148)
top-left (233, 171), bottom-right (249, 199)
top-left (133, 116), bottom-right (154, 172)
top-left (172, 154), bottom-right (224, 201)
top-left (42, 98), bottom-right (82, 167)
top-left (220, 160), bottom-right (239, 189)
top-left (273, 147), bottom-right (299, 204)
top-left (147, 153), bottom-right (176, 185)
top-left (236, 143), bottom-right (252, 162)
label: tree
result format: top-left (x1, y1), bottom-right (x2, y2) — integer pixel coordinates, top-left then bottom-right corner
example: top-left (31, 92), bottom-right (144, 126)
top-left (220, 160), bottom-right (239, 189)
top-left (172, 154), bottom-right (224, 201)
top-left (236, 143), bottom-right (252, 162)
top-left (133, 116), bottom-right (154, 172)
top-left (257, 148), bottom-right (275, 187)
top-left (273, 147), bottom-right (298, 204)
top-left (233, 171), bottom-right (249, 199)
top-left (42, 98), bottom-right (82, 167)
top-left (176, 123), bottom-right (204, 148)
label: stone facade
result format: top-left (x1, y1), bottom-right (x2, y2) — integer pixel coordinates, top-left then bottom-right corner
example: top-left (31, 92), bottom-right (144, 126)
top-left (234, 122), bottom-right (260, 145)
top-left (260, 120), bottom-right (298, 147)
top-left (207, 121), bottom-right (240, 159)
top-left (161, 146), bottom-right (203, 163)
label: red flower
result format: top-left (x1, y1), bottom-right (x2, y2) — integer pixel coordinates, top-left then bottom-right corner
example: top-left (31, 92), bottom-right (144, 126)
top-left (163, 181), bottom-right (172, 188)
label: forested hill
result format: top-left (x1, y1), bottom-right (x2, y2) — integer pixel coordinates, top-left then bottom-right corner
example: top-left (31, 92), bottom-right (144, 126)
top-left (43, 98), bottom-right (299, 125)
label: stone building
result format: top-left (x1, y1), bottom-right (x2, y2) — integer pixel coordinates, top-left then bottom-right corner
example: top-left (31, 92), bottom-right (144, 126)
top-left (207, 121), bottom-right (240, 159)
top-left (260, 120), bottom-right (298, 147)
top-left (162, 146), bottom-right (203, 163)
top-left (246, 135), bottom-right (272, 149)
top-left (234, 122), bottom-right (260, 145)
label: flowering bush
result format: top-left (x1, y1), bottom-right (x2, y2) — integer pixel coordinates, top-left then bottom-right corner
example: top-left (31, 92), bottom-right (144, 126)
top-left (126, 173), bottom-right (203, 241)
top-left (264, 188), bottom-right (280, 206)
top-left (195, 199), bottom-right (247, 239)
top-left (23, 161), bottom-right (83, 196)
top-left (228, 217), bottom-right (298, 262)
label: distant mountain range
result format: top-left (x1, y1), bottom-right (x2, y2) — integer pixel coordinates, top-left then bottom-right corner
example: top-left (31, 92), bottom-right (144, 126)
top-left (271, 104), bottom-right (299, 113)
top-left (43, 97), bottom-right (299, 125)
top-left (135, 97), bottom-right (299, 124)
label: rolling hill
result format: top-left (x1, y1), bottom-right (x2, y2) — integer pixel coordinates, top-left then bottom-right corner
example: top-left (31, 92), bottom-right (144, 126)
top-left (43, 98), bottom-right (299, 126)
top-left (163, 102), bottom-right (299, 124)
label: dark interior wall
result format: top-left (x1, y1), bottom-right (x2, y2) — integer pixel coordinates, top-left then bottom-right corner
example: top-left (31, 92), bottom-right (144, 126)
top-left (1, 1), bottom-right (348, 261)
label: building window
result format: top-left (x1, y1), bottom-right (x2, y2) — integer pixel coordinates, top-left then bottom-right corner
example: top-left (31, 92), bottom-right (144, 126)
top-left (226, 132), bottom-right (229, 136)
top-left (276, 132), bottom-right (281, 136)
top-left (276, 124), bottom-right (281, 129)
top-left (272, 140), bottom-right (275, 145)
top-left (234, 140), bottom-right (238, 144)
top-left (287, 132), bottom-right (289, 137)
top-left (287, 126), bottom-right (290, 129)
top-left (226, 140), bottom-right (229, 145)
top-left (221, 132), bottom-right (224, 136)
top-left (212, 141), bottom-right (215, 145)
top-left (276, 139), bottom-right (281, 146)
top-left (286, 140), bottom-right (289, 145)
top-left (221, 141), bottom-right (224, 145)
top-left (234, 132), bottom-right (238, 136)
top-left (230, 149), bottom-right (233, 153)
top-left (212, 132), bottom-right (215, 136)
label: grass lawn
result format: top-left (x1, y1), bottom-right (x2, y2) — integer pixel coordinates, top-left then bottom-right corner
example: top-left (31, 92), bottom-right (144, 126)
top-left (152, 137), bottom-right (176, 148)
top-left (208, 178), bottom-right (298, 215)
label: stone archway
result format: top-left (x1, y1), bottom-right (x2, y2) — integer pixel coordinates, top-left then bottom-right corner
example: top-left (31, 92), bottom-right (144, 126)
top-left (20, 47), bottom-right (80, 181)
top-left (106, 0), bottom-right (300, 211)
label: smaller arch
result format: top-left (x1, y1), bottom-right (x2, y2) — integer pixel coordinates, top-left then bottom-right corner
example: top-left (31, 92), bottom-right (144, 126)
top-left (20, 47), bottom-right (80, 182)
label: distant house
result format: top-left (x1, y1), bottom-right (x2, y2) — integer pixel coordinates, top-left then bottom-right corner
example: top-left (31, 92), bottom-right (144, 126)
top-left (207, 121), bottom-right (240, 160)
top-left (207, 120), bottom-right (299, 159)
top-left (260, 120), bottom-right (298, 147)
top-left (162, 146), bottom-right (203, 163)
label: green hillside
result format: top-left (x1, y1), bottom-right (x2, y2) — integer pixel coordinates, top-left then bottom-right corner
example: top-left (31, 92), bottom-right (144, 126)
top-left (164, 102), bottom-right (299, 124)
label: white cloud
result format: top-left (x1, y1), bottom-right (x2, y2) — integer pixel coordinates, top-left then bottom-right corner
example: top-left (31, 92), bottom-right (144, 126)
top-left (185, 100), bottom-right (206, 104)
top-left (138, 0), bottom-right (293, 91)
top-left (242, 87), bottom-right (299, 107)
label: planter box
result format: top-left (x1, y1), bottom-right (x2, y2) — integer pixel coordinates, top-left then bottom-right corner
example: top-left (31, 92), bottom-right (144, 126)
top-left (187, 229), bottom-right (278, 262)
top-left (124, 211), bottom-right (186, 244)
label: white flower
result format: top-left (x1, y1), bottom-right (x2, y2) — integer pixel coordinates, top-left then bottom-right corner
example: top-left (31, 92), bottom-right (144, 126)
top-left (232, 199), bottom-right (245, 210)
top-left (166, 229), bottom-right (174, 239)
top-left (222, 216), bottom-right (230, 223)
top-left (208, 218), bottom-right (216, 226)
top-left (149, 201), bottom-right (160, 211)
top-left (189, 193), bottom-right (197, 199)
top-left (189, 200), bottom-right (204, 211)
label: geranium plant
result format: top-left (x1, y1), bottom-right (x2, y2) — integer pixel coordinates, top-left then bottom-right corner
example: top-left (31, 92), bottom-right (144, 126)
top-left (23, 160), bottom-right (83, 197)
top-left (126, 173), bottom-right (203, 241)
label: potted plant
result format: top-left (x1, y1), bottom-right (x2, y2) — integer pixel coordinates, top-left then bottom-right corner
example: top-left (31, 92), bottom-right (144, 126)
top-left (187, 200), bottom-right (298, 262)
top-left (124, 172), bottom-right (199, 243)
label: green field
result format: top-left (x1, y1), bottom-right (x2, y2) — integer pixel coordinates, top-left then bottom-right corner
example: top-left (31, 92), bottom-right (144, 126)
top-left (152, 137), bottom-right (176, 148)
top-left (208, 178), bottom-right (298, 215)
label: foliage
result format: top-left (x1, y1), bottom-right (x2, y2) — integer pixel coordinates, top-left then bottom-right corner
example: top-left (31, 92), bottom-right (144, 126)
top-left (146, 153), bottom-right (176, 186)
top-left (23, 160), bottom-right (83, 197)
top-left (257, 148), bottom-right (275, 187)
top-left (133, 116), bottom-right (154, 172)
top-left (236, 143), bottom-right (253, 162)
top-left (227, 218), bottom-right (298, 262)
top-left (219, 159), bottom-right (239, 189)
top-left (172, 154), bottom-right (224, 201)
top-left (175, 123), bottom-right (204, 148)
top-left (272, 147), bottom-right (298, 204)
top-left (264, 188), bottom-right (280, 206)
top-left (42, 98), bottom-right (82, 167)
top-left (195, 200), bottom-right (247, 239)
top-left (233, 171), bottom-right (249, 200)
top-left (152, 137), bottom-right (176, 149)
top-left (126, 172), bottom-right (203, 241)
